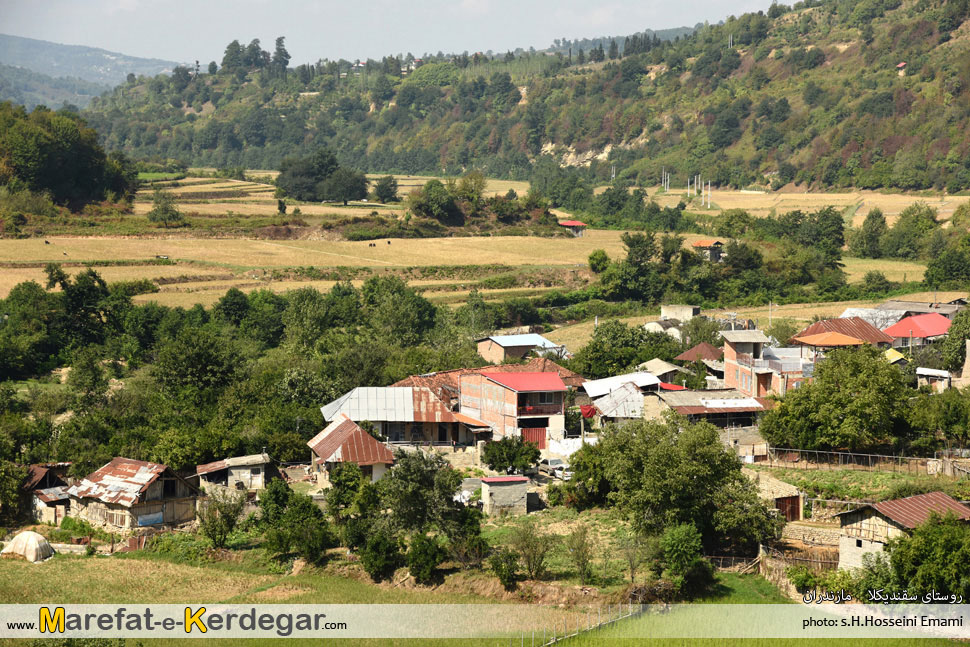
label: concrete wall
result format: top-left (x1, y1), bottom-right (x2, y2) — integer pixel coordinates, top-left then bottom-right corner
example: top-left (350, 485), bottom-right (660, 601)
top-left (661, 305), bottom-right (700, 321)
top-left (838, 535), bottom-right (885, 570)
top-left (482, 482), bottom-right (528, 516)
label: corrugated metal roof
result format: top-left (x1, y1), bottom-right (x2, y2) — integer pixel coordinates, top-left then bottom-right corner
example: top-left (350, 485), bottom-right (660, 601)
top-left (67, 458), bottom-right (170, 508)
top-left (197, 453), bottom-right (271, 476)
top-left (691, 239), bottom-right (723, 247)
top-left (841, 307), bottom-right (907, 330)
top-left (482, 372), bottom-right (567, 393)
top-left (884, 348), bottom-right (907, 364)
top-left (321, 387), bottom-right (467, 423)
top-left (482, 476), bottom-right (529, 483)
top-left (593, 382), bottom-right (643, 419)
top-left (795, 317), bottom-right (894, 346)
top-left (883, 313), bottom-right (952, 339)
top-left (792, 331), bottom-right (865, 347)
top-left (720, 330), bottom-right (770, 343)
top-left (640, 358), bottom-right (685, 376)
top-left (877, 300), bottom-right (963, 316)
top-left (659, 389), bottom-right (772, 415)
top-left (839, 492), bottom-right (970, 529)
top-left (916, 367), bottom-right (951, 379)
top-left (675, 342), bottom-right (723, 363)
top-left (582, 372), bottom-right (660, 398)
top-left (308, 414), bottom-right (395, 466)
top-left (481, 334), bottom-right (561, 349)
top-left (391, 358), bottom-right (586, 395)
top-left (34, 486), bottom-right (69, 503)
top-left (558, 220), bottom-right (587, 227)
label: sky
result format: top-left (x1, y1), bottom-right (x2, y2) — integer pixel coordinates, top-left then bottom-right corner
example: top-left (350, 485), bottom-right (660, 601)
top-left (0, 0), bottom-right (777, 64)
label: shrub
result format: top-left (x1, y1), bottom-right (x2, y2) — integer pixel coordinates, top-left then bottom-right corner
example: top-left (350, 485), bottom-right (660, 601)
top-left (510, 520), bottom-right (552, 580)
top-left (566, 524), bottom-right (595, 585)
top-left (489, 548), bottom-right (520, 591)
top-left (406, 533), bottom-right (446, 585)
top-left (198, 488), bottom-right (247, 549)
top-left (360, 529), bottom-right (403, 582)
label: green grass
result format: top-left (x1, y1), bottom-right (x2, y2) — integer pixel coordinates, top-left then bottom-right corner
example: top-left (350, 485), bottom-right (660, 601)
top-left (693, 573), bottom-right (792, 604)
top-left (138, 171), bottom-right (184, 181)
top-left (751, 466), bottom-right (970, 502)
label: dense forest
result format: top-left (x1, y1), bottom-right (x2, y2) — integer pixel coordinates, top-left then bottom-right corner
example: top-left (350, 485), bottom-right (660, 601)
top-left (78, 0), bottom-right (970, 191)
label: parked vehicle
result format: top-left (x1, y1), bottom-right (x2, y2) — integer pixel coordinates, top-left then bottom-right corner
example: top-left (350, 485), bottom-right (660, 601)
top-left (538, 458), bottom-right (566, 477)
top-left (553, 464), bottom-right (573, 481)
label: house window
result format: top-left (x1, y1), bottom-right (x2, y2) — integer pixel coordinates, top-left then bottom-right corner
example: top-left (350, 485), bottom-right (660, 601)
top-left (538, 392), bottom-right (554, 405)
top-left (856, 539), bottom-right (863, 548)
top-left (251, 467), bottom-right (261, 475)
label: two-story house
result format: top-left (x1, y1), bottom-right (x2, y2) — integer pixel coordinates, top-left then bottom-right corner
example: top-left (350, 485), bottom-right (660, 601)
top-left (722, 330), bottom-right (811, 397)
top-left (459, 372), bottom-right (567, 448)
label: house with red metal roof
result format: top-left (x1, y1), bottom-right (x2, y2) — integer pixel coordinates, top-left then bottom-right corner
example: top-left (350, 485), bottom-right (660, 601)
top-left (307, 414), bottom-right (395, 485)
top-left (66, 457), bottom-right (199, 531)
top-left (557, 220), bottom-right (588, 237)
top-left (320, 386), bottom-right (490, 446)
top-left (691, 238), bottom-right (724, 262)
top-left (793, 317), bottom-right (893, 347)
top-left (836, 491), bottom-right (970, 570)
top-left (882, 312), bottom-right (952, 349)
top-left (459, 372), bottom-right (567, 447)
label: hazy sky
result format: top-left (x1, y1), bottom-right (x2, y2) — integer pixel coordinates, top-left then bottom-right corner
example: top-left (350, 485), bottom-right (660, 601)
top-left (1, 0), bottom-right (776, 64)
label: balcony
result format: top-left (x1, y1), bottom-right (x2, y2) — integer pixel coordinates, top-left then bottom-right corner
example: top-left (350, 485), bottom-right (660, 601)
top-left (736, 353), bottom-right (813, 375)
top-left (517, 404), bottom-right (562, 416)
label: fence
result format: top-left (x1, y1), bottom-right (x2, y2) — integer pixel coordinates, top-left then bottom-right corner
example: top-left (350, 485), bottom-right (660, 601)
top-left (500, 602), bottom-right (644, 647)
top-left (704, 555), bottom-right (760, 572)
top-left (766, 447), bottom-right (942, 476)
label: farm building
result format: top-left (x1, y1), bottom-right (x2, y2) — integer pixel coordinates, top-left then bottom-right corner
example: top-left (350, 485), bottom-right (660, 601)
top-left (882, 313), bottom-right (952, 349)
top-left (638, 358), bottom-right (689, 383)
top-left (643, 319), bottom-right (683, 342)
top-left (675, 342), bottom-right (724, 363)
top-left (835, 492), bottom-right (970, 570)
top-left (647, 388), bottom-right (772, 428)
top-left (22, 464), bottom-right (70, 525)
top-left (876, 299), bottom-right (964, 321)
top-left (691, 239), bottom-right (723, 261)
top-left (721, 428), bottom-right (769, 462)
top-left (459, 372), bottom-right (567, 447)
top-left (195, 453), bottom-right (281, 492)
top-left (475, 333), bottom-right (566, 363)
top-left (321, 386), bottom-right (491, 446)
top-left (481, 476), bottom-right (529, 516)
top-left (557, 220), bottom-right (588, 237)
top-left (307, 413), bottom-right (395, 485)
top-left (67, 457), bottom-right (199, 532)
top-left (661, 305), bottom-right (701, 321)
top-left (916, 367), bottom-right (952, 393)
top-left (744, 469), bottom-right (802, 521)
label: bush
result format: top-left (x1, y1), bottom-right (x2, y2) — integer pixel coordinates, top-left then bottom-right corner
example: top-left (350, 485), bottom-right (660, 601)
top-left (489, 548), bottom-right (520, 591)
top-left (510, 520), bottom-right (552, 580)
top-left (360, 529), bottom-right (403, 582)
top-left (406, 533), bottom-right (446, 585)
top-left (147, 532), bottom-right (211, 565)
top-left (198, 488), bottom-right (246, 549)
top-left (566, 524), bottom-right (595, 585)
top-left (481, 436), bottom-right (540, 474)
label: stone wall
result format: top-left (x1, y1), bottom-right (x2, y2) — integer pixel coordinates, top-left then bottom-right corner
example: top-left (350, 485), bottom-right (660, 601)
top-left (781, 522), bottom-right (840, 546)
top-left (483, 482), bottom-right (527, 516)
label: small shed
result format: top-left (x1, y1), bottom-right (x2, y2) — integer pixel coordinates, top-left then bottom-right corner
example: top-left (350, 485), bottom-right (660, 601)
top-left (558, 220), bottom-right (588, 237)
top-left (481, 475), bottom-right (529, 516)
top-left (22, 464), bottom-right (70, 525)
top-left (744, 468), bottom-right (802, 521)
top-left (691, 239), bottom-right (724, 262)
top-left (835, 491), bottom-right (970, 570)
top-left (916, 367), bottom-right (951, 393)
top-left (196, 453), bottom-right (281, 491)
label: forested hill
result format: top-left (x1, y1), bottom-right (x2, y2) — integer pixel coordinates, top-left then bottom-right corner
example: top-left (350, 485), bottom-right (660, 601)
top-left (84, 0), bottom-right (970, 192)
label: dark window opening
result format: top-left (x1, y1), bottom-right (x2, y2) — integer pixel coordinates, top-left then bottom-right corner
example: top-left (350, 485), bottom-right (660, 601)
top-left (856, 539), bottom-right (863, 548)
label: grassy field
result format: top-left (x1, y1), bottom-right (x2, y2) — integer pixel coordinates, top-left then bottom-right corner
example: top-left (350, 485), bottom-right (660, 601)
top-left (751, 466), bottom-right (969, 502)
top-left (840, 257), bottom-right (927, 283)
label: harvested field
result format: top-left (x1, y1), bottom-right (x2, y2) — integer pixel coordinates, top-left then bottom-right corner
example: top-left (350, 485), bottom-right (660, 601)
top-left (0, 264), bottom-right (231, 298)
top-left (841, 257), bottom-right (927, 282)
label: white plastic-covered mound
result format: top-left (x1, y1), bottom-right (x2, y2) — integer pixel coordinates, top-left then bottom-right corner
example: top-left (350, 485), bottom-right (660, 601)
top-left (0, 531), bottom-right (54, 563)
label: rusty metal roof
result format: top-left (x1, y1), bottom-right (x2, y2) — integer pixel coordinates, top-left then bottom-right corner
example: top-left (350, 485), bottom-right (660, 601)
top-left (482, 372), bottom-right (567, 393)
top-left (675, 342), bottom-right (724, 363)
top-left (33, 486), bottom-right (69, 504)
top-left (390, 358), bottom-right (586, 395)
top-left (67, 457), bottom-right (171, 508)
top-left (307, 414), bottom-right (395, 466)
top-left (794, 317), bottom-right (893, 346)
top-left (321, 386), bottom-right (465, 424)
top-left (196, 453), bottom-right (272, 476)
top-left (838, 491), bottom-right (970, 529)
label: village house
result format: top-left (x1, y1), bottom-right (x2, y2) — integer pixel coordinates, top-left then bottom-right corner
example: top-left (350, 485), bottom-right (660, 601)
top-left (744, 468), bottom-right (803, 521)
top-left (589, 382), bottom-right (644, 428)
top-left (691, 239), bottom-right (724, 262)
top-left (475, 333), bottom-right (566, 363)
top-left (307, 413), bottom-right (395, 485)
top-left (882, 312), bottom-right (952, 349)
top-left (835, 491), bottom-right (970, 570)
top-left (557, 219), bottom-right (588, 237)
top-left (320, 386), bottom-right (491, 446)
top-left (459, 372), bottom-right (567, 448)
top-left (66, 457), bottom-right (199, 532)
top-left (581, 371), bottom-right (660, 399)
top-left (638, 358), bottom-right (689, 383)
top-left (644, 388), bottom-right (772, 429)
top-left (22, 463), bottom-right (70, 525)
top-left (793, 317), bottom-right (893, 348)
top-left (676, 342), bottom-right (725, 388)
top-left (481, 475), bottom-right (529, 516)
top-left (916, 367), bottom-right (952, 392)
top-left (876, 298), bottom-right (965, 321)
top-left (723, 330), bottom-right (812, 397)
top-left (721, 427), bottom-right (770, 462)
top-left (195, 453), bottom-right (281, 492)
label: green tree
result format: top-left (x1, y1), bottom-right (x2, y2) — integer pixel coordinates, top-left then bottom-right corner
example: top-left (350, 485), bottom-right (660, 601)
top-left (198, 488), bottom-right (246, 548)
top-left (381, 449), bottom-right (461, 534)
top-left (360, 528), bottom-right (403, 582)
top-left (570, 320), bottom-right (679, 380)
top-left (480, 436), bottom-right (540, 474)
top-left (566, 523), bottom-right (595, 585)
top-left (942, 309), bottom-right (970, 371)
top-left (489, 548), bottom-right (520, 591)
top-left (320, 167), bottom-right (367, 205)
top-left (888, 513), bottom-right (970, 599)
top-left (852, 208), bottom-right (887, 258)
top-left (760, 346), bottom-right (910, 451)
top-left (374, 175), bottom-right (399, 203)
top-left (147, 188), bottom-right (183, 228)
top-left (0, 460), bottom-right (27, 523)
top-left (67, 347), bottom-right (108, 413)
top-left (406, 533), bottom-right (446, 585)
top-left (588, 249), bottom-right (609, 273)
top-left (614, 528), bottom-right (644, 583)
top-left (510, 519), bottom-right (552, 580)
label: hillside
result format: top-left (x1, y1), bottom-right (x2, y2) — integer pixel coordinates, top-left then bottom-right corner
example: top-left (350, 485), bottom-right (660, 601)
top-left (0, 33), bottom-right (179, 86)
top-left (0, 63), bottom-right (111, 108)
top-left (82, 0), bottom-right (970, 193)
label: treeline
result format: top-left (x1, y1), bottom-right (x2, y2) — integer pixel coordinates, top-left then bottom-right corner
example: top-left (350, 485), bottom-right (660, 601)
top-left (79, 0), bottom-right (970, 191)
top-left (0, 102), bottom-right (137, 207)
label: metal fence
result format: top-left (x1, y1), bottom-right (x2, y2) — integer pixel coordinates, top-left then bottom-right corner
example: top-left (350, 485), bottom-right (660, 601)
top-left (766, 447), bottom-right (942, 476)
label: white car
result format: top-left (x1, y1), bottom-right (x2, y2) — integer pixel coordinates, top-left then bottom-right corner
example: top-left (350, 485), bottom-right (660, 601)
top-left (553, 464), bottom-right (573, 481)
top-left (538, 458), bottom-right (565, 477)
